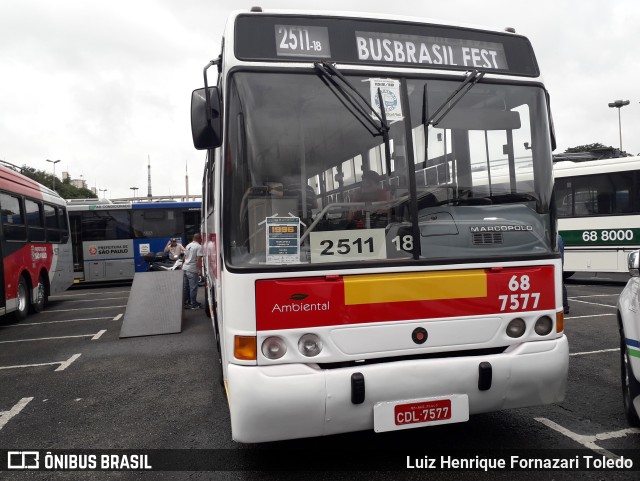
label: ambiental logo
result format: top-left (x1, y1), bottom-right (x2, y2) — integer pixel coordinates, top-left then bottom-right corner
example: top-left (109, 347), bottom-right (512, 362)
top-left (272, 293), bottom-right (329, 314)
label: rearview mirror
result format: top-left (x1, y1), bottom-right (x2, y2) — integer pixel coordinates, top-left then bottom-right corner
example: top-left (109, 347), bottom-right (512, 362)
top-left (191, 87), bottom-right (222, 150)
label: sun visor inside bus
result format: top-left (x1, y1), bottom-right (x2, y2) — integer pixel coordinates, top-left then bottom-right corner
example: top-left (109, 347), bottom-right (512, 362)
top-left (436, 109), bottom-right (521, 131)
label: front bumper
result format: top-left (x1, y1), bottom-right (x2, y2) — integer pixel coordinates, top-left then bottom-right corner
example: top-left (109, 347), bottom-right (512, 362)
top-left (227, 335), bottom-right (569, 443)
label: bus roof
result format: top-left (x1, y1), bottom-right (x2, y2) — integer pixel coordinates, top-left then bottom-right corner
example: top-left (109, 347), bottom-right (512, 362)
top-left (0, 163), bottom-right (63, 203)
top-left (66, 200), bottom-right (200, 211)
top-left (226, 8), bottom-right (539, 78)
top-left (229, 8), bottom-right (522, 36)
top-left (553, 156), bottom-right (640, 178)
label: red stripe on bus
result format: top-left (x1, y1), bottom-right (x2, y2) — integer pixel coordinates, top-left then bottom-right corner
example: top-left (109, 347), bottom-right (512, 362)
top-left (255, 266), bottom-right (556, 331)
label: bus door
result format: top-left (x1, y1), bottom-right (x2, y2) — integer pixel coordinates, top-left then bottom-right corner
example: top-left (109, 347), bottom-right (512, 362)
top-left (183, 210), bottom-right (200, 242)
top-left (69, 213), bottom-right (85, 280)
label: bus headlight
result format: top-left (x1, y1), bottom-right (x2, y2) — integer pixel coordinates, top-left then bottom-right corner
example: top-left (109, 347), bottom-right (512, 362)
top-left (298, 333), bottom-right (323, 357)
top-left (506, 318), bottom-right (526, 338)
top-left (261, 336), bottom-right (287, 360)
top-left (534, 316), bottom-right (553, 336)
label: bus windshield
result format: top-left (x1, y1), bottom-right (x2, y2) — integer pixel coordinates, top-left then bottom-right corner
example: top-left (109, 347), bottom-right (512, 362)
top-left (225, 71), bottom-right (554, 268)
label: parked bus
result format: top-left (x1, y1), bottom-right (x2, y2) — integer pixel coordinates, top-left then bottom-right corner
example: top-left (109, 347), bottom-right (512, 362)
top-left (67, 200), bottom-right (201, 282)
top-left (554, 156), bottom-right (640, 275)
top-left (0, 162), bottom-right (73, 320)
top-left (192, 8), bottom-right (568, 442)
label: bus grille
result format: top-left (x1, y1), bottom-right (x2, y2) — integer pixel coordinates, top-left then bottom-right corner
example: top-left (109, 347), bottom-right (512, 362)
top-left (318, 346), bottom-right (508, 370)
top-left (473, 232), bottom-right (503, 245)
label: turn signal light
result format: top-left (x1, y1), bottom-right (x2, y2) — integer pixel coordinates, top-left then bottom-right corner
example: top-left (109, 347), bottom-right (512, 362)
top-left (234, 336), bottom-right (257, 360)
top-left (556, 311), bottom-right (564, 333)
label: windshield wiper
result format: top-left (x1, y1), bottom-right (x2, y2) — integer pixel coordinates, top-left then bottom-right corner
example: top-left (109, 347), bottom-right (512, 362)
top-left (314, 61), bottom-right (392, 175)
top-left (427, 69), bottom-right (485, 127)
top-left (421, 69), bottom-right (484, 200)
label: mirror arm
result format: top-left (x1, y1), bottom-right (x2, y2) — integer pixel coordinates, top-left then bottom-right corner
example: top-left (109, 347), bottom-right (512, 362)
top-left (203, 57), bottom-right (221, 122)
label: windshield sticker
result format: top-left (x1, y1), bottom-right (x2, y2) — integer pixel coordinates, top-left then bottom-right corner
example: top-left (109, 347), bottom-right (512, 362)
top-left (310, 229), bottom-right (387, 264)
top-left (367, 78), bottom-right (403, 122)
top-left (266, 216), bottom-right (301, 264)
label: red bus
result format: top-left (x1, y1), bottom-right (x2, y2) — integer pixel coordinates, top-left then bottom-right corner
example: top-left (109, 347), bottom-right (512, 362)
top-left (0, 162), bottom-right (74, 320)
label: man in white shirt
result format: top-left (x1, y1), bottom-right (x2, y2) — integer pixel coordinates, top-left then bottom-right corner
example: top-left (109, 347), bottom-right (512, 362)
top-left (183, 233), bottom-right (204, 309)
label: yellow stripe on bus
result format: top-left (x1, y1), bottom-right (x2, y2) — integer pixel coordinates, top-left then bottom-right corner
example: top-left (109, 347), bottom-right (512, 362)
top-left (343, 270), bottom-right (487, 305)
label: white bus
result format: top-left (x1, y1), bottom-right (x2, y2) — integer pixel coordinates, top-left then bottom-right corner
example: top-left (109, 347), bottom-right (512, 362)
top-left (554, 156), bottom-right (640, 275)
top-left (192, 8), bottom-right (568, 442)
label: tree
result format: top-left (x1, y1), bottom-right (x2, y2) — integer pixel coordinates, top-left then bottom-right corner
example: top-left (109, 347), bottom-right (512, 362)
top-left (565, 143), bottom-right (609, 153)
top-left (20, 165), bottom-right (97, 199)
top-left (564, 143), bottom-right (631, 158)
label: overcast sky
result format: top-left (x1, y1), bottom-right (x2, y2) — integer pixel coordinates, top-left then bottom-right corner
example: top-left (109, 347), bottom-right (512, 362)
top-left (1, 0), bottom-right (639, 199)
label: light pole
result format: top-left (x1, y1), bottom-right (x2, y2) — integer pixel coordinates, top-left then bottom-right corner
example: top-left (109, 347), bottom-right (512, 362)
top-left (99, 188), bottom-right (107, 199)
top-left (130, 186), bottom-right (138, 200)
top-left (46, 159), bottom-right (61, 191)
top-left (608, 100), bottom-right (630, 151)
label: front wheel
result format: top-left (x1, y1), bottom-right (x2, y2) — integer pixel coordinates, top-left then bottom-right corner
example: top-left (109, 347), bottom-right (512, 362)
top-left (620, 328), bottom-right (640, 426)
top-left (31, 274), bottom-right (48, 313)
top-left (14, 276), bottom-right (30, 321)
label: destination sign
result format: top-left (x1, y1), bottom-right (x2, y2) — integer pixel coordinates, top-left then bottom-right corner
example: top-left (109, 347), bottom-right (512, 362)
top-left (275, 25), bottom-right (331, 58)
top-left (355, 31), bottom-right (508, 69)
top-left (235, 15), bottom-right (538, 76)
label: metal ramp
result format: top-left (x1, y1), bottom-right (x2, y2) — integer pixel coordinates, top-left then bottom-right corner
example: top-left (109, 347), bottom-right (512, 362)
top-left (120, 271), bottom-right (184, 338)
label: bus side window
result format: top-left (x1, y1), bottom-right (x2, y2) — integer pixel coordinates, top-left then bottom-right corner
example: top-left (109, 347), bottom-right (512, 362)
top-left (25, 199), bottom-right (45, 242)
top-left (0, 193), bottom-right (27, 241)
top-left (597, 193), bottom-right (612, 215)
top-left (44, 204), bottom-right (61, 243)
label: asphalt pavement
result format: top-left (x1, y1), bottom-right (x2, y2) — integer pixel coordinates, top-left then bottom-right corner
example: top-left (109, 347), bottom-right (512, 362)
top-left (0, 276), bottom-right (638, 480)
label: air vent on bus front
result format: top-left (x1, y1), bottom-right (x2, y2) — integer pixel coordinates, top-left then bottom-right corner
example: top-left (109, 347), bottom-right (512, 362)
top-left (473, 232), bottom-right (503, 245)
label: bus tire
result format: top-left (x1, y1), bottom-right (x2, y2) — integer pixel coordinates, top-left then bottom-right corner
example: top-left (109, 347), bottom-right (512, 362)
top-left (14, 276), bottom-right (30, 321)
top-left (31, 273), bottom-right (48, 313)
top-left (620, 326), bottom-right (640, 427)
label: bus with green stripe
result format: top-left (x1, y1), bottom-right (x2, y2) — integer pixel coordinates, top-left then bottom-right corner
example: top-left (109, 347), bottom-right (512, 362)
top-left (554, 156), bottom-right (640, 276)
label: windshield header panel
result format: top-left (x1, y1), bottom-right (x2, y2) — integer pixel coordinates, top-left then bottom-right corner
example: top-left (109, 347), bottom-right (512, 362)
top-left (234, 14), bottom-right (539, 77)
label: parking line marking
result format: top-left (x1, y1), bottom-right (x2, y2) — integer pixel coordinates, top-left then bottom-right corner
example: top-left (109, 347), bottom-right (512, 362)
top-left (535, 417), bottom-right (640, 459)
top-left (54, 297), bottom-right (129, 303)
top-left (92, 330), bottom-right (107, 340)
top-left (569, 294), bottom-right (619, 299)
top-left (0, 332), bottom-right (105, 344)
top-left (0, 397), bottom-right (34, 431)
top-left (570, 348), bottom-right (620, 357)
top-left (50, 290), bottom-right (131, 299)
top-left (113, 314), bottom-right (123, 321)
top-left (1, 317), bottom-right (112, 328)
top-left (570, 299), bottom-right (616, 308)
top-left (565, 313), bottom-right (616, 320)
top-left (47, 305), bottom-right (127, 313)
top-left (55, 353), bottom-right (82, 371)
top-left (0, 353), bottom-right (81, 372)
